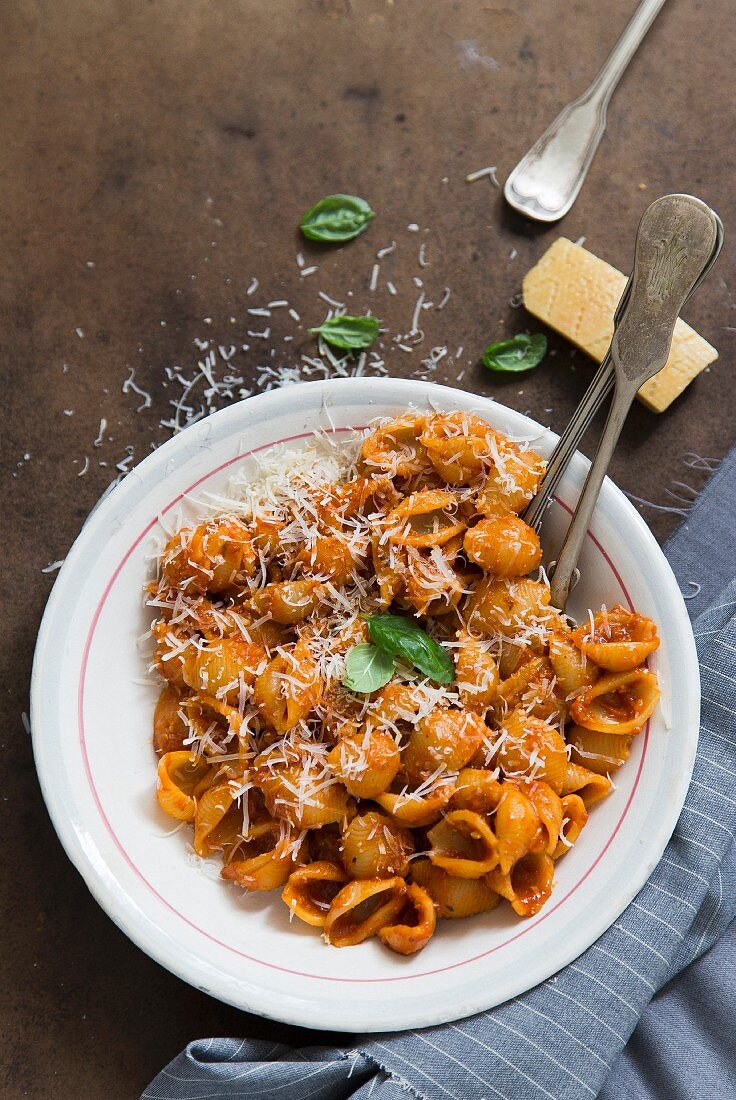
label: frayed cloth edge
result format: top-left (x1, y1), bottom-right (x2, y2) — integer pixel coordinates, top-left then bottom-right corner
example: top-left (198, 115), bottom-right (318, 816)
top-left (349, 1048), bottom-right (429, 1100)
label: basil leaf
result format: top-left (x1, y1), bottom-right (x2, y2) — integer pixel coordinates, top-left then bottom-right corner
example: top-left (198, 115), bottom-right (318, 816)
top-left (343, 643), bottom-right (395, 694)
top-left (309, 314), bottom-right (380, 351)
top-left (481, 333), bottom-right (547, 374)
top-left (367, 614), bottom-right (454, 685)
top-left (300, 194), bottom-right (375, 242)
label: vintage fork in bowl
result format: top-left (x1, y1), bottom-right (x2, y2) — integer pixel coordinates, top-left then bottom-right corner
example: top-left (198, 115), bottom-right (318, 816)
top-left (523, 197), bottom-right (723, 539)
top-left (522, 194), bottom-right (722, 609)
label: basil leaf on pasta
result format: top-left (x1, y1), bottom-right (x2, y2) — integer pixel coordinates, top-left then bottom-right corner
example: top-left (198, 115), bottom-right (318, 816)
top-left (343, 643), bottom-right (395, 694)
top-left (300, 194), bottom-right (375, 242)
top-left (481, 333), bottom-right (547, 373)
top-left (309, 315), bottom-right (380, 350)
top-left (367, 614), bottom-right (454, 685)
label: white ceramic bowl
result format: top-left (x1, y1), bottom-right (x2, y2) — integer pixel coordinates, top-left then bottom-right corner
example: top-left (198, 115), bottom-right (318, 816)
top-left (31, 378), bottom-right (699, 1032)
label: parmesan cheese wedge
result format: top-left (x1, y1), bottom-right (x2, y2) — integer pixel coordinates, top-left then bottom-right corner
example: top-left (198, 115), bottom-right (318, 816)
top-left (522, 237), bottom-right (718, 412)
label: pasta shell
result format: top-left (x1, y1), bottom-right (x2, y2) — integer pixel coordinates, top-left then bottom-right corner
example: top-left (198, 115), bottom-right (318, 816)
top-left (497, 710), bottom-right (569, 794)
top-left (152, 684), bottom-right (188, 755)
top-left (449, 769), bottom-right (504, 813)
top-left (463, 515), bottom-right (542, 577)
top-left (249, 579), bottom-right (325, 624)
top-left (328, 475), bottom-right (400, 521)
top-left (161, 516), bottom-right (256, 594)
top-left (193, 782), bottom-right (242, 856)
top-left (359, 414), bottom-right (430, 479)
top-left (177, 695), bottom-right (233, 758)
top-left (253, 638), bottom-right (322, 733)
top-left (296, 535), bottom-right (357, 585)
top-left (281, 862), bottom-right (349, 927)
top-left (475, 444), bottom-right (545, 515)
top-left (487, 852), bottom-right (555, 917)
top-left (455, 638), bottom-right (500, 709)
top-left (376, 784), bottom-right (453, 828)
top-left (340, 812), bottom-right (414, 879)
top-left (324, 877), bottom-right (406, 947)
top-left (257, 755), bottom-right (353, 829)
top-left (465, 576), bottom-right (555, 641)
top-left (428, 810), bottom-right (499, 878)
top-left (571, 606), bottom-right (660, 672)
top-left (420, 412), bottom-right (500, 484)
top-left (548, 631), bottom-right (599, 697)
top-left (385, 489), bottom-right (466, 548)
top-left (561, 764), bottom-right (613, 807)
top-left (571, 668), bottom-right (660, 735)
top-left (403, 708), bottom-right (487, 783)
top-left (553, 794), bottom-right (589, 859)
top-left (156, 751), bottom-right (211, 822)
top-left (222, 821), bottom-right (298, 891)
top-left (230, 609), bottom-right (285, 649)
top-left (378, 884), bottom-right (437, 955)
top-left (400, 544), bottom-right (466, 616)
top-left (327, 726), bottom-right (401, 799)
top-left (497, 655), bottom-right (567, 726)
top-left (182, 637), bottom-right (265, 704)
top-left (371, 684), bottom-right (423, 729)
top-left (567, 725), bottom-right (632, 775)
top-left (464, 576), bottom-right (517, 636)
top-left (411, 860), bottom-right (500, 919)
top-left (517, 780), bottom-right (564, 857)
top-left (494, 785), bottom-right (540, 874)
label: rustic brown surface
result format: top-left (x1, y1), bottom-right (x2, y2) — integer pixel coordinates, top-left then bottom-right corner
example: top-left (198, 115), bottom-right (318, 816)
top-left (2, 1), bottom-right (735, 1096)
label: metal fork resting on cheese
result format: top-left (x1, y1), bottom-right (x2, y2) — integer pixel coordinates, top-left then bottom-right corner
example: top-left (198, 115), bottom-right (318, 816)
top-left (522, 194), bottom-right (723, 609)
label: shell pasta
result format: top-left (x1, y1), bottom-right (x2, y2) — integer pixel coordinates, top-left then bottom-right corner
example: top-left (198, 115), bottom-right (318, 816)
top-left (146, 410), bottom-right (661, 954)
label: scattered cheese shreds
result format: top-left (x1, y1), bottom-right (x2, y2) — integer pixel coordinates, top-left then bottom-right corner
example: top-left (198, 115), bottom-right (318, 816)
top-left (60, 214), bottom-right (483, 497)
top-left (93, 418), bottom-right (107, 447)
top-left (122, 367), bottom-right (153, 412)
top-left (466, 165), bottom-right (499, 186)
top-left (42, 559), bottom-right (65, 574)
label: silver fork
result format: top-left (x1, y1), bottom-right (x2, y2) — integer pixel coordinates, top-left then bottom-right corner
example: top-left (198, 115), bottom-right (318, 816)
top-left (522, 194), bottom-right (721, 610)
top-left (504, 0), bottom-right (668, 222)
top-left (524, 203), bottom-right (723, 535)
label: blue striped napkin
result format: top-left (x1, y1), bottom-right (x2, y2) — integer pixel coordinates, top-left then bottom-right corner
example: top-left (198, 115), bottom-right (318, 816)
top-left (143, 448), bottom-right (736, 1100)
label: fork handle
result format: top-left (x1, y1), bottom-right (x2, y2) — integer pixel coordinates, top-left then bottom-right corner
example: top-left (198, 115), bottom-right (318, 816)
top-left (504, 0), bottom-right (667, 220)
top-left (525, 199), bottom-right (721, 533)
top-left (524, 277), bottom-right (634, 532)
top-left (549, 380), bottom-right (636, 608)
top-left (548, 194), bottom-right (719, 609)
top-left (589, 0), bottom-right (668, 98)
top-left (523, 356), bottom-right (615, 532)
